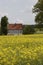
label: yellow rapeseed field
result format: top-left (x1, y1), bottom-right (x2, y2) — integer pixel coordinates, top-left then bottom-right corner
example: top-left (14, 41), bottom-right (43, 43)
top-left (0, 34), bottom-right (43, 65)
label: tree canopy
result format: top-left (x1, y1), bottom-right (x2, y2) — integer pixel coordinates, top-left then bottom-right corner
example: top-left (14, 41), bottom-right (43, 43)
top-left (33, 0), bottom-right (43, 24)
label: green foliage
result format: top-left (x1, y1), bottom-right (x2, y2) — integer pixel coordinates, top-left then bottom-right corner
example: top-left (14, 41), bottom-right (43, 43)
top-left (23, 25), bottom-right (35, 34)
top-left (33, 0), bottom-right (43, 24)
top-left (1, 16), bottom-right (8, 35)
top-left (35, 12), bottom-right (43, 24)
top-left (0, 27), bottom-right (1, 35)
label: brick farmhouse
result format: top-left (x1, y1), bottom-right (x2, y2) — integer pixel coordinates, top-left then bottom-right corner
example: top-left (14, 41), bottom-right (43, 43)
top-left (7, 24), bottom-right (23, 35)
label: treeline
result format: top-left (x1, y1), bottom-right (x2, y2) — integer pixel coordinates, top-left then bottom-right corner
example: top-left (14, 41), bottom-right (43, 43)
top-left (0, 16), bottom-right (43, 35)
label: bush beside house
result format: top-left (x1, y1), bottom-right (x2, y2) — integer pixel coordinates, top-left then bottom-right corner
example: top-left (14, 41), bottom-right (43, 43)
top-left (23, 25), bottom-right (35, 34)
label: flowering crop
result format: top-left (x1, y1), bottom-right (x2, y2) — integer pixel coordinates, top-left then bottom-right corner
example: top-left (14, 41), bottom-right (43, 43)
top-left (0, 34), bottom-right (43, 65)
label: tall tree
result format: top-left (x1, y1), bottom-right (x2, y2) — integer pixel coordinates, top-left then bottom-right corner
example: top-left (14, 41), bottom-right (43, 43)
top-left (1, 16), bottom-right (8, 35)
top-left (33, 0), bottom-right (43, 24)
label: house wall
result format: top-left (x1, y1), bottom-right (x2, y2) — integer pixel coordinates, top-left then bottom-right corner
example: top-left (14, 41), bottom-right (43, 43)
top-left (8, 29), bottom-right (23, 35)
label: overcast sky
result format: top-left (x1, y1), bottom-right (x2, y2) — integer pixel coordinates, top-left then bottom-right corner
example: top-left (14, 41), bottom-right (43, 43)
top-left (0, 0), bottom-right (37, 24)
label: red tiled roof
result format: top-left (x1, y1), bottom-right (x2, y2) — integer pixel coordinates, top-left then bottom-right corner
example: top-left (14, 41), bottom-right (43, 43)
top-left (8, 24), bottom-right (23, 30)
